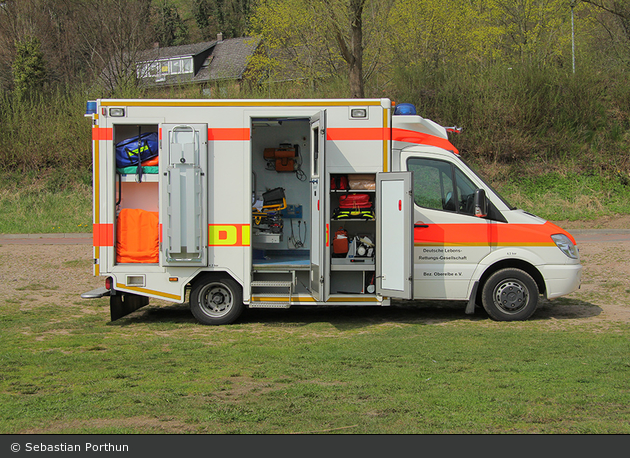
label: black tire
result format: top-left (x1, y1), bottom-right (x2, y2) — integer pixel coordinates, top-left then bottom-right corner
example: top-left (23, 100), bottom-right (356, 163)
top-left (190, 276), bottom-right (243, 325)
top-left (481, 268), bottom-right (539, 321)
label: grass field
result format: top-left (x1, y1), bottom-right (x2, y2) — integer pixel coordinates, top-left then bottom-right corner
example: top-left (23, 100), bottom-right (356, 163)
top-left (0, 243), bottom-right (628, 434)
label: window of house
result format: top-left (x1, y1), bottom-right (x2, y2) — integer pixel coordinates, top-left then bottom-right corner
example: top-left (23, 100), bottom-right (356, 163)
top-left (171, 59), bottom-right (181, 74)
top-left (137, 57), bottom-right (194, 78)
top-left (182, 58), bottom-right (193, 73)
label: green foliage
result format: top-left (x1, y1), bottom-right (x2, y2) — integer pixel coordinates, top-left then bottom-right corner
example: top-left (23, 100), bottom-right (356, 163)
top-left (495, 170), bottom-right (630, 221)
top-left (0, 0), bottom-right (630, 221)
top-left (193, 0), bottom-right (252, 39)
top-left (153, 1), bottom-right (189, 47)
top-left (0, 171), bottom-right (92, 234)
top-left (0, 85), bottom-right (92, 172)
top-left (12, 36), bottom-right (47, 100)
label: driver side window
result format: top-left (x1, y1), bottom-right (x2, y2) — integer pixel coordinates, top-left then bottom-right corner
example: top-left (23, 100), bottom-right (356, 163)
top-left (454, 167), bottom-right (476, 216)
top-left (407, 157), bottom-right (476, 216)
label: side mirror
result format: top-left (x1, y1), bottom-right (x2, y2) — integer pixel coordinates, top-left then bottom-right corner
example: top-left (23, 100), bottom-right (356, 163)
top-left (474, 189), bottom-right (488, 217)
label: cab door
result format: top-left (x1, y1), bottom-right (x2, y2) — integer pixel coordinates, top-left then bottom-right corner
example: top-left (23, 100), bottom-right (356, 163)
top-left (403, 151), bottom-right (492, 300)
top-left (309, 111), bottom-right (326, 300)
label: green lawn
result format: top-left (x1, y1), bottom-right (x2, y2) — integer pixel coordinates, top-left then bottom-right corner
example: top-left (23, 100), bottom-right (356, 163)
top-left (1, 298), bottom-right (628, 434)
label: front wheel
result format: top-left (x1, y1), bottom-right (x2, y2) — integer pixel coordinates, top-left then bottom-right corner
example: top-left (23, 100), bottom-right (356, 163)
top-left (481, 268), bottom-right (539, 321)
top-left (190, 276), bottom-right (243, 325)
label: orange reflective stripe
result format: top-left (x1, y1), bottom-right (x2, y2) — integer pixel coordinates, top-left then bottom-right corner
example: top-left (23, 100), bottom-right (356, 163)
top-left (392, 128), bottom-right (458, 154)
top-left (414, 222), bottom-right (567, 246)
top-left (326, 127), bottom-right (385, 141)
top-left (326, 127), bottom-right (457, 154)
top-left (93, 223), bottom-right (114, 247)
top-left (208, 128), bottom-right (250, 141)
top-left (116, 283), bottom-right (181, 301)
top-left (92, 127), bottom-right (113, 141)
top-left (208, 224), bottom-right (251, 246)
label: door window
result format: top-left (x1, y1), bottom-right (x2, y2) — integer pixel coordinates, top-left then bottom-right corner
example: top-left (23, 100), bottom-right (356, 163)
top-left (407, 157), bottom-right (477, 216)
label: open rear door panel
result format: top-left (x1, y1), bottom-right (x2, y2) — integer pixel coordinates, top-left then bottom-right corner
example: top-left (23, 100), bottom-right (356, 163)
top-left (160, 123), bottom-right (208, 266)
top-left (376, 171), bottom-right (413, 299)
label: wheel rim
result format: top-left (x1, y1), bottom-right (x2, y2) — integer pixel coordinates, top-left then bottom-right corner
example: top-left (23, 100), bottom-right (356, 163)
top-left (198, 283), bottom-right (234, 318)
top-left (493, 278), bottom-right (529, 314)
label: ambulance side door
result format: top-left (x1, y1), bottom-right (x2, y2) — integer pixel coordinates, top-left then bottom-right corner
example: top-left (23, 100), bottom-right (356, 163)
top-left (376, 171), bottom-right (413, 299)
top-left (309, 111), bottom-right (326, 300)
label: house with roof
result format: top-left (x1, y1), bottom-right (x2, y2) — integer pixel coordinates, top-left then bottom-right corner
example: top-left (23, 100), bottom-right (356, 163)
top-left (134, 34), bottom-right (260, 93)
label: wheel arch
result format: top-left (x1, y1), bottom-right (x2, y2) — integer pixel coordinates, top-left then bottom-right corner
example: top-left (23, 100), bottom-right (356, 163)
top-left (475, 259), bottom-right (546, 304)
top-left (187, 269), bottom-right (245, 300)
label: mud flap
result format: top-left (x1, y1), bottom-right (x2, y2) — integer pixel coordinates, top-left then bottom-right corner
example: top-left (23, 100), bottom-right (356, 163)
top-left (465, 281), bottom-right (479, 315)
top-left (110, 293), bottom-right (149, 321)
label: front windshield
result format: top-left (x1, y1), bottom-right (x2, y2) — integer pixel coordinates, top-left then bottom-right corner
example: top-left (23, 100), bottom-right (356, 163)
top-left (460, 158), bottom-right (516, 210)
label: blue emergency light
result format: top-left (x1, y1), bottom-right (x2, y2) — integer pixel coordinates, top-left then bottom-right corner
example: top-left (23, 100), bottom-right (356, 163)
top-left (394, 103), bottom-right (417, 115)
top-left (85, 101), bottom-right (97, 115)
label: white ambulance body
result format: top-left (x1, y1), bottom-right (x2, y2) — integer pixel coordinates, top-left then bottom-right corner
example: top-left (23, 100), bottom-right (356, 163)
top-left (81, 98), bottom-right (582, 324)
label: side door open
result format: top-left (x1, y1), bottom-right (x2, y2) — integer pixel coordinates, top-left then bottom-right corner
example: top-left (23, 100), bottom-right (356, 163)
top-left (376, 171), bottom-right (413, 299)
top-left (309, 111), bottom-right (326, 300)
top-left (160, 123), bottom-right (208, 266)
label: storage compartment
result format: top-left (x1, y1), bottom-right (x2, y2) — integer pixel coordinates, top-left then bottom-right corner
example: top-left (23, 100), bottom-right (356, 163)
top-left (348, 174), bottom-right (376, 190)
top-left (329, 173), bottom-right (377, 296)
top-left (112, 124), bottom-right (160, 266)
top-left (330, 271), bottom-right (375, 294)
top-left (114, 125), bottom-right (160, 183)
top-left (251, 118), bottom-right (311, 256)
top-left (116, 208), bottom-right (159, 264)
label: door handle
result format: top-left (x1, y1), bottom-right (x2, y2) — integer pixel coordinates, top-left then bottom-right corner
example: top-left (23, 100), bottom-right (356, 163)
top-left (414, 224), bottom-right (429, 228)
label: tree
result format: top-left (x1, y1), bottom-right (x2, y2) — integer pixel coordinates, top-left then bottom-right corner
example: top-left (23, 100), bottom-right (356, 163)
top-left (582, 0), bottom-right (630, 65)
top-left (12, 36), bottom-right (47, 99)
top-left (193, 0), bottom-right (252, 39)
top-left (324, 0), bottom-right (366, 97)
top-left (153, 1), bottom-right (188, 47)
top-left (74, 0), bottom-right (155, 94)
top-left (250, 0), bottom-right (392, 97)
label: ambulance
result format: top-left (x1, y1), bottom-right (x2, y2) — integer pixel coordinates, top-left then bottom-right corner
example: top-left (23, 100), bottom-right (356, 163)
top-left (81, 98), bottom-right (582, 324)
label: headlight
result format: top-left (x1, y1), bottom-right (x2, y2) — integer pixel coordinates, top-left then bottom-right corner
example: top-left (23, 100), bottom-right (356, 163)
top-left (551, 234), bottom-right (579, 259)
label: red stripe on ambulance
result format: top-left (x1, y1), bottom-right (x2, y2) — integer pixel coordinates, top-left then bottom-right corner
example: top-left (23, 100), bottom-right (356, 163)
top-left (92, 127), bottom-right (113, 141)
top-left (93, 223), bottom-right (114, 247)
top-left (208, 128), bottom-right (250, 141)
top-left (392, 128), bottom-right (458, 153)
top-left (414, 221), bottom-right (572, 246)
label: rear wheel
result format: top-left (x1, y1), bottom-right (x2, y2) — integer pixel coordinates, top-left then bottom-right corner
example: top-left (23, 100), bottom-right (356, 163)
top-left (190, 276), bottom-right (243, 325)
top-left (481, 268), bottom-right (539, 321)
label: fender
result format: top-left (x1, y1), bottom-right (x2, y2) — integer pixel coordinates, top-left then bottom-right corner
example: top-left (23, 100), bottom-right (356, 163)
top-left (466, 246), bottom-right (547, 300)
top-left (111, 266), bottom-right (246, 304)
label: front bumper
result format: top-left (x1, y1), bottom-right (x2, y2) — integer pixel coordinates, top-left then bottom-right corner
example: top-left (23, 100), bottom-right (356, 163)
top-left (541, 263), bottom-right (583, 299)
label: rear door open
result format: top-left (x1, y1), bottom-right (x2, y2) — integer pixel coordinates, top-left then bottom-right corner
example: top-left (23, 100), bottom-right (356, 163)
top-left (160, 123), bottom-right (208, 266)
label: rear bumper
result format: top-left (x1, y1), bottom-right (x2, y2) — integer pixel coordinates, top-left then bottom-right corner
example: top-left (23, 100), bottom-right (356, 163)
top-left (81, 287), bottom-right (110, 299)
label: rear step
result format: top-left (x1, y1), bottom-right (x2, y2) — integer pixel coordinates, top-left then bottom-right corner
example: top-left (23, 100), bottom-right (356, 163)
top-left (250, 275), bottom-right (294, 309)
top-left (251, 281), bottom-right (293, 288)
top-left (249, 295), bottom-right (292, 308)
